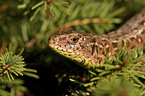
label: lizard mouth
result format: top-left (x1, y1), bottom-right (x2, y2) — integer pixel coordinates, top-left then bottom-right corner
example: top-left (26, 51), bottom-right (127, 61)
top-left (49, 43), bottom-right (79, 58)
top-left (48, 43), bottom-right (94, 69)
top-left (48, 43), bottom-right (69, 53)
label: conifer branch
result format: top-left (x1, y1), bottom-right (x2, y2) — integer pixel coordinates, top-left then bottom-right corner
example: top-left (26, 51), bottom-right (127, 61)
top-left (0, 50), bottom-right (38, 81)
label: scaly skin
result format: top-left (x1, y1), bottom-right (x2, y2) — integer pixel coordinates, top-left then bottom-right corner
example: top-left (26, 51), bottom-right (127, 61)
top-left (48, 8), bottom-right (145, 69)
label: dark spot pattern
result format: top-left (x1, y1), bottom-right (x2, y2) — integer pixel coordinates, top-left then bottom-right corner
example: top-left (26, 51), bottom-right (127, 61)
top-left (141, 30), bottom-right (145, 34)
top-left (130, 45), bottom-right (136, 49)
top-left (130, 37), bottom-right (135, 41)
top-left (73, 38), bottom-right (79, 43)
top-left (112, 42), bottom-right (117, 48)
top-left (121, 40), bottom-right (124, 47)
top-left (98, 42), bottom-right (103, 46)
top-left (91, 44), bottom-right (95, 55)
top-left (67, 41), bottom-right (70, 44)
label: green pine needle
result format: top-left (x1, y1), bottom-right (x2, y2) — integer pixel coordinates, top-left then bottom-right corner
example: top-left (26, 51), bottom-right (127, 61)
top-left (0, 51), bottom-right (39, 81)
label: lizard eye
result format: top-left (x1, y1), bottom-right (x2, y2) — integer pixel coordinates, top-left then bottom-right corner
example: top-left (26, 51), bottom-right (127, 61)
top-left (72, 37), bottom-right (79, 43)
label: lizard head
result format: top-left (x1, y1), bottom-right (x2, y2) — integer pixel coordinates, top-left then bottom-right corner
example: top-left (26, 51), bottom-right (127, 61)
top-left (48, 29), bottom-right (98, 68)
top-left (48, 29), bottom-right (83, 51)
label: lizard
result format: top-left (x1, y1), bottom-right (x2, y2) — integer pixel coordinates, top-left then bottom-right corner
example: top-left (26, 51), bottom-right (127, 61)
top-left (48, 8), bottom-right (145, 71)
